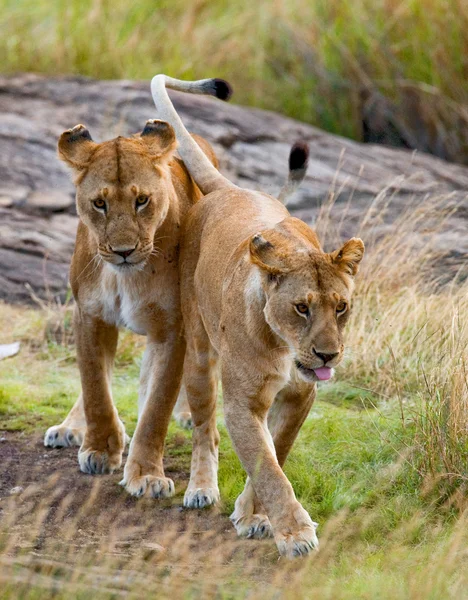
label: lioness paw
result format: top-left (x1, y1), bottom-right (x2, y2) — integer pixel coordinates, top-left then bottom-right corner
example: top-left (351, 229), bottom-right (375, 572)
top-left (184, 487), bottom-right (219, 509)
top-left (276, 524), bottom-right (319, 558)
top-left (78, 447), bottom-right (122, 475)
top-left (273, 504), bottom-right (319, 558)
top-left (78, 421), bottom-right (126, 475)
top-left (230, 513), bottom-right (273, 539)
top-left (44, 425), bottom-right (84, 448)
top-left (174, 411), bottom-right (193, 430)
top-left (120, 474), bottom-right (175, 499)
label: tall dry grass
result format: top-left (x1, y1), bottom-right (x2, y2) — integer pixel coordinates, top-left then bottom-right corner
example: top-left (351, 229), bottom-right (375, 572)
top-left (0, 159), bottom-right (467, 595)
top-left (0, 472), bottom-right (467, 599)
top-left (315, 187), bottom-right (468, 493)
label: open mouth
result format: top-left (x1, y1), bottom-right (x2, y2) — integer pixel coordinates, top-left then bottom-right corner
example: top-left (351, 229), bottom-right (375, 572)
top-left (295, 360), bottom-right (333, 381)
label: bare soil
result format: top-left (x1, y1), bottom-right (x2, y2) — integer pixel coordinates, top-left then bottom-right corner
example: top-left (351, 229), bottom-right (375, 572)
top-left (0, 432), bottom-right (242, 558)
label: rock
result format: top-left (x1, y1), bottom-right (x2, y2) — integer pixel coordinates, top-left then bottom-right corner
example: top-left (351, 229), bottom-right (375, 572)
top-left (27, 190), bottom-right (74, 212)
top-left (0, 73), bottom-right (467, 305)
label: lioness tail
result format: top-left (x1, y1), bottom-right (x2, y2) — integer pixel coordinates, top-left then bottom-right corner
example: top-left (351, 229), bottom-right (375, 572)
top-left (278, 142), bottom-right (310, 205)
top-left (151, 75), bottom-right (236, 195)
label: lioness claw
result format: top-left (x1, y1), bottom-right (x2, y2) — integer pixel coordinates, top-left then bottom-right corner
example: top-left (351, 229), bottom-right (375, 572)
top-left (231, 512), bottom-right (273, 539)
top-left (184, 487), bottom-right (219, 509)
top-left (121, 474), bottom-right (175, 499)
top-left (276, 525), bottom-right (319, 559)
top-left (78, 448), bottom-right (122, 475)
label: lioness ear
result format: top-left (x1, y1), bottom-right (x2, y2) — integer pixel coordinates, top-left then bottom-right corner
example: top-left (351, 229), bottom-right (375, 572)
top-left (140, 119), bottom-right (177, 162)
top-left (58, 124), bottom-right (97, 170)
top-left (249, 232), bottom-right (290, 275)
top-left (331, 238), bottom-right (365, 276)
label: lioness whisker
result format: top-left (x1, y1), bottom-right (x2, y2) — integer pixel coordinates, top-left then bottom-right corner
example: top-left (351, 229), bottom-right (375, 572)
top-left (76, 254), bottom-right (100, 281)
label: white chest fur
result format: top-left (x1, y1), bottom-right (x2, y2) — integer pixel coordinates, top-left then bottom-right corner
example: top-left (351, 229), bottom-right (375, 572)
top-left (84, 264), bottom-right (167, 336)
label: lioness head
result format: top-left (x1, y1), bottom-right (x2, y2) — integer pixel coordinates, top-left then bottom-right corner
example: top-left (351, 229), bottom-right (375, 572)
top-left (58, 120), bottom-right (177, 270)
top-left (250, 217), bottom-right (364, 382)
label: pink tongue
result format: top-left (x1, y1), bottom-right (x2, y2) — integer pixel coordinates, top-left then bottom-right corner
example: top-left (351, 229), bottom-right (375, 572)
top-left (313, 367), bottom-right (332, 381)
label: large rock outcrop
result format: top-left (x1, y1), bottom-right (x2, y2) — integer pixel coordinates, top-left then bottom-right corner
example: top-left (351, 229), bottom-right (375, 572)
top-left (1, 74), bottom-right (467, 304)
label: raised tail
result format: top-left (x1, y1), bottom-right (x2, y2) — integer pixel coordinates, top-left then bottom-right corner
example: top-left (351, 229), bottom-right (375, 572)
top-left (151, 74), bottom-right (236, 195)
top-left (278, 141), bottom-right (310, 205)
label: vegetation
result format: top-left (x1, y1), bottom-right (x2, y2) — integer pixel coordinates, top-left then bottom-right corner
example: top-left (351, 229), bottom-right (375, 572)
top-left (1, 3), bottom-right (467, 593)
top-left (0, 189), bottom-right (467, 598)
top-left (1, 0), bottom-right (467, 159)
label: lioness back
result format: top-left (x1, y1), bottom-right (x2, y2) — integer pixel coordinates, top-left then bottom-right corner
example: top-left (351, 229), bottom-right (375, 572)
top-left (181, 188), bottom-right (289, 325)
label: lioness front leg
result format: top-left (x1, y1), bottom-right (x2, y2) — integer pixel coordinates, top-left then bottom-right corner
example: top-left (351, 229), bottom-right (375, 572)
top-left (223, 370), bottom-right (318, 558)
top-left (121, 328), bottom-right (185, 499)
top-left (232, 377), bottom-right (316, 541)
top-left (75, 310), bottom-right (126, 474)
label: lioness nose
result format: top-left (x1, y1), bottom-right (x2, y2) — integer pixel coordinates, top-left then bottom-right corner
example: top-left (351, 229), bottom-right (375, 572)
top-left (112, 246), bottom-right (136, 259)
top-left (314, 350), bottom-right (339, 364)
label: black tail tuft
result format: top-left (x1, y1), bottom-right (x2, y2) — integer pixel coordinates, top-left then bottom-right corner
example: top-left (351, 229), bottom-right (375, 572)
top-left (198, 78), bottom-right (233, 101)
top-left (289, 141), bottom-right (310, 172)
top-left (212, 78), bottom-right (233, 101)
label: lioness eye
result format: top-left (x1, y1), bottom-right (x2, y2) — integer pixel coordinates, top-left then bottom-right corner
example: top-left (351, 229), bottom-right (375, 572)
top-left (336, 301), bottom-right (347, 313)
top-left (136, 195), bottom-right (149, 209)
top-left (295, 303), bottom-right (309, 315)
top-left (93, 198), bottom-right (106, 211)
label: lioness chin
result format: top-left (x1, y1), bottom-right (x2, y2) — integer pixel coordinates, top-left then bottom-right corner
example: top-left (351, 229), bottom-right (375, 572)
top-left (150, 75), bottom-right (364, 558)
top-left (44, 114), bottom-right (224, 498)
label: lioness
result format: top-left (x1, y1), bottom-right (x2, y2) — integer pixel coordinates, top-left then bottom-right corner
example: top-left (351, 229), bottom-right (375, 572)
top-left (44, 112), bottom-right (225, 498)
top-left (150, 75), bottom-right (365, 557)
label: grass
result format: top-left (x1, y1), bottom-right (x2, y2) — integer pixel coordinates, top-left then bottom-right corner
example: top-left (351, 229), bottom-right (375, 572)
top-left (0, 3), bottom-right (467, 594)
top-left (1, 186), bottom-right (467, 597)
top-left (1, 0), bottom-right (467, 161)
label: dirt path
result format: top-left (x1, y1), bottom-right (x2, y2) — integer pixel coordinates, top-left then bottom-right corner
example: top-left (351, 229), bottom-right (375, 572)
top-left (0, 432), bottom-right (241, 558)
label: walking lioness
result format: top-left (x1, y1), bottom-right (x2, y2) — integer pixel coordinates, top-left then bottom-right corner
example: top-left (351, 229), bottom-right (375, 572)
top-left (44, 108), bottom-right (227, 498)
top-left (150, 75), bottom-right (365, 557)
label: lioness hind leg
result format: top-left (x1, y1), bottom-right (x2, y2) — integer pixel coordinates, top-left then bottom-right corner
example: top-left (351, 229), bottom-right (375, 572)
top-left (183, 326), bottom-right (220, 509)
top-left (267, 376), bottom-right (316, 466)
top-left (44, 394), bottom-right (86, 448)
top-left (173, 383), bottom-right (193, 430)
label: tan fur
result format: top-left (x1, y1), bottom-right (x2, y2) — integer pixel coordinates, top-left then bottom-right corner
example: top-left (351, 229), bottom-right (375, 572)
top-left (148, 75), bottom-right (364, 557)
top-left (180, 189), bottom-right (364, 557)
top-left (44, 122), bottom-right (217, 499)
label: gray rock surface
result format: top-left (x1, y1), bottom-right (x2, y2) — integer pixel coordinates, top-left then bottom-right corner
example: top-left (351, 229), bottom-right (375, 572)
top-left (0, 74), bottom-right (467, 304)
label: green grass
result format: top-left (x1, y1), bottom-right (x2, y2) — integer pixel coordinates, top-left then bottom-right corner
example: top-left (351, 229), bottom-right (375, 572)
top-left (0, 323), bottom-right (466, 598)
top-left (1, 187), bottom-right (468, 596)
top-left (1, 0), bottom-right (467, 159)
